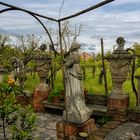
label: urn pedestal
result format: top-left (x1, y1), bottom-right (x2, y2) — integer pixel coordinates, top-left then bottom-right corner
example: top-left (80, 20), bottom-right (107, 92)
top-left (107, 49), bottom-right (132, 120)
top-left (33, 82), bottom-right (50, 112)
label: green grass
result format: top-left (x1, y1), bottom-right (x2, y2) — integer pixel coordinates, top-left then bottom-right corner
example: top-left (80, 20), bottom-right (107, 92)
top-left (23, 67), bottom-right (140, 107)
top-left (24, 73), bottom-right (40, 92)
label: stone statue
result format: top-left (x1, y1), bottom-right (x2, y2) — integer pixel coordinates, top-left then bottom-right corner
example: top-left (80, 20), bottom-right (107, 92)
top-left (11, 57), bottom-right (26, 87)
top-left (63, 43), bottom-right (92, 124)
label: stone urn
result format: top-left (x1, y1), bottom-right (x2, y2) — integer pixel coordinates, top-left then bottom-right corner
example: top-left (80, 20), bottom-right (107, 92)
top-left (107, 37), bottom-right (133, 119)
top-left (34, 44), bottom-right (51, 83)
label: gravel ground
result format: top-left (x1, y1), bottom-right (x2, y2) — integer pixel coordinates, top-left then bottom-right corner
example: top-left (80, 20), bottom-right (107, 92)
top-left (32, 111), bottom-right (62, 140)
top-left (1, 112), bottom-right (140, 140)
top-left (0, 111), bottom-right (62, 140)
top-left (104, 122), bottom-right (140, 140)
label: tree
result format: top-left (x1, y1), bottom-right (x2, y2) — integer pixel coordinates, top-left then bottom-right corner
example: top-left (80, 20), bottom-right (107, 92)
top-left (61, 21), bottom-right (82, 52)
top-left (0, 34), bottom-right (10, 53)
top-left (15, 34), bottom-right (41, 67)
top-left (0, 80), bottom-right (36, 140)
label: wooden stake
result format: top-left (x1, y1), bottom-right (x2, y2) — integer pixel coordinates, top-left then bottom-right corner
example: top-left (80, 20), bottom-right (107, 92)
top-left (101, 38), bottom-right (108, 96)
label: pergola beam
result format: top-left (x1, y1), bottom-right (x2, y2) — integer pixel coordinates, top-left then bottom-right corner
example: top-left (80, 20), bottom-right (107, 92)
top-left (59, 0), bottom-right (115, 21)
top-left (0, 1), bottom-right (58, 22)
top-left (0, 0), bottom-right (115, 22)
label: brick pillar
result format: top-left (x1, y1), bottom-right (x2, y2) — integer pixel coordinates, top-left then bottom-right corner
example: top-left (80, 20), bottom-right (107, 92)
top-left (33, 83), bottom-right (49, 112)
top-left (107, 94), bottom-right (129, 120)
top-left (56, 118), bottom-right (97, 139)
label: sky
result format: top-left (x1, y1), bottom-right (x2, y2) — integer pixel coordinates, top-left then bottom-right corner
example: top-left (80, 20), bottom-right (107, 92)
top-left (0, 0), bottom-right (140, 53)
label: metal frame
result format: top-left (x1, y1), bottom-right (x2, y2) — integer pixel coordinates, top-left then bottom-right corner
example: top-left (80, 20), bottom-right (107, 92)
top-left (0, 0), bottom-right (115, 124)
top-left (0, 0), bottom-right (114, 55)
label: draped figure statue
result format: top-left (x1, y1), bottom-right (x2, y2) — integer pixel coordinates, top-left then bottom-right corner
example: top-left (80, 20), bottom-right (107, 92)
top-left (63, 43), bottom-right (92, 124)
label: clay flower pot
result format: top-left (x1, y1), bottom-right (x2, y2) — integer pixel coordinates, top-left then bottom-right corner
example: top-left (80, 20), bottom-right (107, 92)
top-left (52, 96), bottom-right (60, 103)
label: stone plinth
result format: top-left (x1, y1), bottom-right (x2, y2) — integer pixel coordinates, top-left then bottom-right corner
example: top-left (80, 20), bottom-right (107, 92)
top-left (33, 83), bottom-right (49, 112)
top-left (56, 118), bottom-right (97, 140)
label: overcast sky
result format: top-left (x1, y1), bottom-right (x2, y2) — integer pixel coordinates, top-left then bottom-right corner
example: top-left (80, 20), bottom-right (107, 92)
top-left (0, 0), bottom-right (140, 53)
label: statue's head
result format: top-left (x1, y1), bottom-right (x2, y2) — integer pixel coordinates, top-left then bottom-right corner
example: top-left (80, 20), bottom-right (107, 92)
top-left (70, 42), bottom-right (81, 52)
top-left (116, 37), bottom-right (125, 50)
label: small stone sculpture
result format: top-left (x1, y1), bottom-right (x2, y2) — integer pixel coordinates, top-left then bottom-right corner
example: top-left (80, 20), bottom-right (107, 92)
top-left (116, 37), bottom-right (125, 51)
top-left (63, 42), bottom-right (92, 124)
top-left (11, 57), bottom-right (26, 87)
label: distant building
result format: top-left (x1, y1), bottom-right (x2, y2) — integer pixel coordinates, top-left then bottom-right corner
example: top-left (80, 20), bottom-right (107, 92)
top-left (80, 52), bottom-right (92, 61)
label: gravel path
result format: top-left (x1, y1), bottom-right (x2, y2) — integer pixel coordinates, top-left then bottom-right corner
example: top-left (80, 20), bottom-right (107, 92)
top-left (104, 122), bottom-right (140, 140)
top-left (32, 112), bottom-right (62, 140)
top-left (0, 111), bottom-right (62, 140)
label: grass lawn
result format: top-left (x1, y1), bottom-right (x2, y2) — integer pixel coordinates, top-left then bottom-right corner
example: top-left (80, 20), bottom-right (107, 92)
top-left (23, 66), bottom-right (140, 107)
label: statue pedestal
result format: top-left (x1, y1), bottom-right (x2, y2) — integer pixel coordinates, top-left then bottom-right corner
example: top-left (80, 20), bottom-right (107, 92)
top-left (33, 83), bottom-right (49, 112)
top-left (56, 118), bottom-right (97, 140)
top-left (107, 94), bottom-right (129, 120)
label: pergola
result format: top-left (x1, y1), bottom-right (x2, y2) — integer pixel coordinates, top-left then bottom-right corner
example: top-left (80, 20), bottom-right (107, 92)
top-left (0, 0), bottom-right (114, 55)
top-left (0, 0), bottom-right (115, 121)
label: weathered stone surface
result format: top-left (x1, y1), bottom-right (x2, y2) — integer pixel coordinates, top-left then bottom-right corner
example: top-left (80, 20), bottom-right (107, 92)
top-left (107, 37), bottom-right (132, 119)
top-left (63, 43), bottom-right (92, 124)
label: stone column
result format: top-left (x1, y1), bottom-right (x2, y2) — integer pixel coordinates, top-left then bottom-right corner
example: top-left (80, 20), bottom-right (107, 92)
top-left (107, 37), bottom-right (132, 120)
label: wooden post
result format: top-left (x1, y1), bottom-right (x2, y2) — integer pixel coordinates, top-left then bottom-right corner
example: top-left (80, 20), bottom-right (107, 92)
top-left (101, 38), bottom-right (108, 96)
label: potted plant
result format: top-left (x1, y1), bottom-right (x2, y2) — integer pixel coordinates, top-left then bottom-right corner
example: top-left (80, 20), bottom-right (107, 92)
top-left (48, 88), bottom-right (60, 103)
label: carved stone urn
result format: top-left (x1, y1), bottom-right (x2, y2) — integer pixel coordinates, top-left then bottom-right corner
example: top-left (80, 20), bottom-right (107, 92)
top-left (34, 44), bottom-right (51, 83)
top-left (107, 37), bottom-right (133, 118)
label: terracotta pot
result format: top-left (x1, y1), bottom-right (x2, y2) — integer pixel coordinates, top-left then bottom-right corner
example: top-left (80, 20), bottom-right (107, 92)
top-left (52, 96), bottom-right (60, 103)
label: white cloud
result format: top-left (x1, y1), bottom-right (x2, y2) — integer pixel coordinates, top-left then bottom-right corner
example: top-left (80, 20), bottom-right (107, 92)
top-left (0, 0), bottom-right (140, 53)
